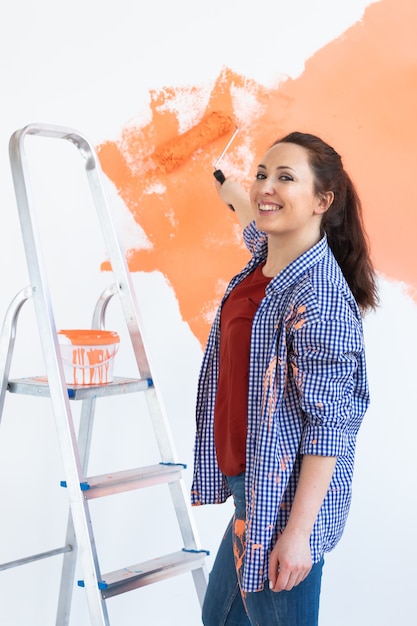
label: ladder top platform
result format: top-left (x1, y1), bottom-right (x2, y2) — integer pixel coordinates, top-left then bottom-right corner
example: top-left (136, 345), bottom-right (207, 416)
top-left (7, 376), bottom-right (153, 400)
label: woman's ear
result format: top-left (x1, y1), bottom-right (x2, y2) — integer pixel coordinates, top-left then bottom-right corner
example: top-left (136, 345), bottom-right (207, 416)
top-left (315, 191), bottom-right (334, 215)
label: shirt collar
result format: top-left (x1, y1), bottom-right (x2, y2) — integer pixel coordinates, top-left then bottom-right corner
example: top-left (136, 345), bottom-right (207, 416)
top-left (265, 235), bottom-right (328, 294)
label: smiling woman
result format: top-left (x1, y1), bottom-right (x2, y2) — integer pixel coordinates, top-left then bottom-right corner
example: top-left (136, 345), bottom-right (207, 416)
top-left (266, 132), bottom-right (377, 311)
top-left (0, 0), bottom-right (416, 625)
top-left (192, 131), bottom-right (378, 626)
top-left (250, 142), bottom-right (333, 276)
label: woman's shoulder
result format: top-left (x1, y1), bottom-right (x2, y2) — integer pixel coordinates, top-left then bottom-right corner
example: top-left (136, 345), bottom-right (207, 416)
top-left (290, 251), bottom-right (361, 324)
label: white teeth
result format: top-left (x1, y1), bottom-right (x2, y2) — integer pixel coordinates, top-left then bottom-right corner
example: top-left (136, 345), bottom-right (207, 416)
top-left (259, 203), bottom-right (281, 211)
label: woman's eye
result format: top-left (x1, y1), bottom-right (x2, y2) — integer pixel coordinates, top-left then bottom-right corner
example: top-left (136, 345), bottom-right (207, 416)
top-left (255, 172), bottom-right (266, 180)
top-left (279, 174), bottom-right (293, 181)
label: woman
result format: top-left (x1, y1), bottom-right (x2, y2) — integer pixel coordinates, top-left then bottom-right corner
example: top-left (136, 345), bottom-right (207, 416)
top-left (191, 132), bottom-right (378, 625)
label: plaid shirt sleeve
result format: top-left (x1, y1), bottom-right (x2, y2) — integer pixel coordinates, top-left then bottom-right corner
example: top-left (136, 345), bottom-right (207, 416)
top-left (291, 316), bottom-right (366, 458)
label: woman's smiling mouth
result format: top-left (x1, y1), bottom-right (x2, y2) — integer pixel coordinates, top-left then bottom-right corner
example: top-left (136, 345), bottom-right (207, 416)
top-left (258, 202), bottom-right (282, 212)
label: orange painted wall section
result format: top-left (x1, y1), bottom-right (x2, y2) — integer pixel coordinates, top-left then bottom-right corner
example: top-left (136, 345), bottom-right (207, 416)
top-left (98, 0), bottom-right (417, 346)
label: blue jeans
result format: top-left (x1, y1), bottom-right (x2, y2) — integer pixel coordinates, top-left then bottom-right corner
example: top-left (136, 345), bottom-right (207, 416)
top-left (202, 474), bottom-right (323, 626)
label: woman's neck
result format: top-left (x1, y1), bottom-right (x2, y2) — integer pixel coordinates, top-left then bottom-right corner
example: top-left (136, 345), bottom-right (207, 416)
top-left (262, 230), bottom-right (322, 277)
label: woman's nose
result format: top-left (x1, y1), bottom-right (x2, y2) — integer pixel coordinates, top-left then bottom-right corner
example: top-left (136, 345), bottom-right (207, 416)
top-left (258, 178), bottom-right (275, 195)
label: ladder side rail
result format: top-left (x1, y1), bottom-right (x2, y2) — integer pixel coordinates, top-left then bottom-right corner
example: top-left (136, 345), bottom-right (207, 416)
top-left (144, 387), bottom-right (205, 550)
top-left (65, 129), bottom-right (151, 380)
top-left (168, 479), bottom-right (209, 607)
top-left (81, 144), bottom-right (209, 578)
top-left (51, 126), bottom-right (178, 462)
top-left (91, 282), bottom-right (206, 546)
top-left (167, 479), bottom-right (205, 550)
top-left (56, 394), bottom-right (98, 626)
top-left (167, 478), bottom-right (209, 603)
top-left (86, 266), bottom-right (210, 608)
top-left (81, 142), bottom-right (181, 465)
top-left (0, 287), bottom-right (33, 419)
top-left (57, 275), bottom-right (112, 625)
top-left (84, 159), bottom-right (209, 602)
top-left (57, 279), bottom-right (139, 623)
top-left (56, 514), bottom-right (77, 626)
top-left (9, 125), bottom-right (110, 626)
top-left (192, 567), bottom-right (209, 609)
top-left (86, 167), bottom-right (152, 378)
top-left (91, 281), bottom-right (207, 549)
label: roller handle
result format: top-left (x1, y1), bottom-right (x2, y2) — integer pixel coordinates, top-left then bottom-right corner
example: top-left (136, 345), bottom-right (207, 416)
top-left (213, 169), bottom-right (235, 212)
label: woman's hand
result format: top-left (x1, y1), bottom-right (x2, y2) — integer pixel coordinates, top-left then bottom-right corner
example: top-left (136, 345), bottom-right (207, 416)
top-left (214, 177), bottom-right (254, 228)
top-left (214, 178), bottom-right (244, 205)
top-left (268, 527), bottom-right (312, 592)
top-left (268, 454), bottom-right (337, 592)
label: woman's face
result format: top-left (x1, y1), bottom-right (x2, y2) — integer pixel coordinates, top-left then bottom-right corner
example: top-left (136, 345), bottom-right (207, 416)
top-left (249, 142), bottom-right (332, 242)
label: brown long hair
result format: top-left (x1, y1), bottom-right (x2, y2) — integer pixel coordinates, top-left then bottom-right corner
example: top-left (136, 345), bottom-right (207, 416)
top-left (273, 132), bottom-right (378, 312)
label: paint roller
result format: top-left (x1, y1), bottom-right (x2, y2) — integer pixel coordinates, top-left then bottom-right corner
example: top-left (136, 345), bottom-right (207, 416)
top-left (152, 110), bottom-right (239, 210)
top-left (213, 124), bottom-right (239, 211)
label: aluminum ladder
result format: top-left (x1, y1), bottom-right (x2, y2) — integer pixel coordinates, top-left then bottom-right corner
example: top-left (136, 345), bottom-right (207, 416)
top-left (0, 123), bottom-right (208, 625)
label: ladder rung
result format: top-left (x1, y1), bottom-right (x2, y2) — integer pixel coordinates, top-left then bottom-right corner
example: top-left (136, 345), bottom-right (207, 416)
top-left (0, 545), bottom-right (72, 572)
top-left (7, 375), bottom-right (153, 399)
top-left (80, 549), bottom-right (209, 599)
top-left (62, 463), bottom-right (186, 499)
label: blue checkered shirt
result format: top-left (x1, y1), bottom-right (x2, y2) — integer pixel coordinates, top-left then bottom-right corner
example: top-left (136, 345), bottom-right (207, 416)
top-left (191, 221), bottom-right (369, 593)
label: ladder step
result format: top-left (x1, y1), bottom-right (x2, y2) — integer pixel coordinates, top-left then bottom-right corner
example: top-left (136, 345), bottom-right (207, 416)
top-left (61, 463), bottom-right (187, 499)
top-left (79, 549), bottom-right (209, 599)
top-left (7, 375), bottom-right (153, 399)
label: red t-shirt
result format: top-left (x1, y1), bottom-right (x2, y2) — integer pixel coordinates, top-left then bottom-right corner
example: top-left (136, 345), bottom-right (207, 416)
top-left (214, 263), bottom-right (272, 476)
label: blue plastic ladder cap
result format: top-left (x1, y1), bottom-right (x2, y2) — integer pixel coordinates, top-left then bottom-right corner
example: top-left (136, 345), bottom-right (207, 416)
top-left (77, 580), bottom-right (108, 590)
top-left (159, 461), bottom-right (187, 470)
top-left (182, 547), bottom-right (210, 556)
top-left (60, 480), bottom-right (90, 491)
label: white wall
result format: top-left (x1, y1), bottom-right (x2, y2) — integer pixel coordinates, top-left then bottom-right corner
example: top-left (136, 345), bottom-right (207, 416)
top-left (1, 1), bottom-right (416, 624)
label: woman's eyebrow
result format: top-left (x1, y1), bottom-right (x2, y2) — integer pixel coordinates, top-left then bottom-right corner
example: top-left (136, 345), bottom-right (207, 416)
top-left (257, 163), bottom-right (296, 171)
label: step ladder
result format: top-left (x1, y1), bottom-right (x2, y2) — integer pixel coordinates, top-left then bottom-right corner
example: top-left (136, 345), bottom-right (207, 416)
top-left (0, 123), bottom-right (208, 625)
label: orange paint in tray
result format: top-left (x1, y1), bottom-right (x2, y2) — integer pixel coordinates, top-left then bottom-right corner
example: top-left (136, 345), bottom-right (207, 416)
top-left (57, 329), bottom-right (120, 386)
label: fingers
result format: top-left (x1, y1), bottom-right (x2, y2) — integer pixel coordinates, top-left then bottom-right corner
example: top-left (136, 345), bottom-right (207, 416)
top-left (268, 550), bottom-right (280, 589)
top-left (269, 563), bottom-right (311, 593)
